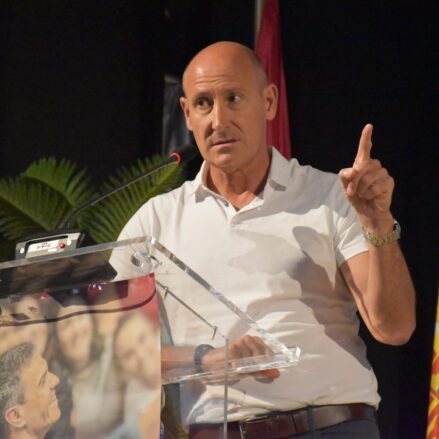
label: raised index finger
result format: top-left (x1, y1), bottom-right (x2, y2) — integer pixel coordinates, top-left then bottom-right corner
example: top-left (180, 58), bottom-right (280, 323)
top-left (355, 123), bottom-right (373, 164)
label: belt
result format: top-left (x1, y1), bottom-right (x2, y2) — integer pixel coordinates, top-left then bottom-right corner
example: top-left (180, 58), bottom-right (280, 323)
top-left (188, 403), bottom-right (377, 438)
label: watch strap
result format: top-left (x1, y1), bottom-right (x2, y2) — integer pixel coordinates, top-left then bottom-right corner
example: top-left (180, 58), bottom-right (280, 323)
top-left (363, 219), bottom-right (401, 247)
top-left (194, 344), bottom-right (214, 372)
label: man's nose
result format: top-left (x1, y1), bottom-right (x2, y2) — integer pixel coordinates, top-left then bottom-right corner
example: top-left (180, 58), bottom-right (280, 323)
top-left (211, 102), bottom-right (229, 130)
top-left (49, 371), bottom-right (60, 388)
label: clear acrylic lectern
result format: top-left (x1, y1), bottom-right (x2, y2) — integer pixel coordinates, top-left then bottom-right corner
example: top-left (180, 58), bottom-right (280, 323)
top-left (0, 236), bottom-right (300, 438)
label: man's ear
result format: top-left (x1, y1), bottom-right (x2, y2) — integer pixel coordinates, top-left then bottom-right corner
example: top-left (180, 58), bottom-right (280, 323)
top-left (179, 97), bottom-right (193, 131)
top-left (264, 84), bottom-right (279, 121)
top-left (4, 405), bottom-right (26, 429)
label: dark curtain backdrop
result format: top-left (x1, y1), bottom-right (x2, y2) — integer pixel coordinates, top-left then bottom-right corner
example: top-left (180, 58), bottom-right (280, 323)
top-left (1, 0), bottom-right (164, 183)
top-left (1, 1), bottom-right (437, 437)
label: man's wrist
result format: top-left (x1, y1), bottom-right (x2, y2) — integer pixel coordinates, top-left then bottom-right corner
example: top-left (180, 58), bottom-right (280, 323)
top-left (360, 212), bottom-right (395, 234)
top-left (194, 344), bottom-right (214, 373)
top-left (363, 219), bottom-right (401, 247)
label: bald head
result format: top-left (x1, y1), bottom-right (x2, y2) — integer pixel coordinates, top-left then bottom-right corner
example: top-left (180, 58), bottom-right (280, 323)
top-left (179, 40), bottom-right (278, 176)
top-left (182, 41), bottom-right (268, 95)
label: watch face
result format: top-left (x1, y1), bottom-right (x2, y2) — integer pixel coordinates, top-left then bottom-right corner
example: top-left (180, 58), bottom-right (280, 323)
top-left (194, 344), bottom-right (214, 369)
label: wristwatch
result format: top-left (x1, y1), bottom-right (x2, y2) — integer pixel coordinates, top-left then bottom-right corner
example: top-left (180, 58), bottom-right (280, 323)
top-left (194, 344), bottom-right (214, 373)
top-left (363, 219), bottom-right (401, 247)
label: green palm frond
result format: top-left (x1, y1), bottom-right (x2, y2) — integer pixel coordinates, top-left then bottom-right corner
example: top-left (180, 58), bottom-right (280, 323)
top-left (0, 153), bottom-right (184, 247)
top-left (22, 157), bottom-right (95, 207)
top-left (79, 154), bottom-right (184, 243)
top-left (0, 178), bottom-right (71, 239)
top-left (0, 158), bottom-right (94, 241)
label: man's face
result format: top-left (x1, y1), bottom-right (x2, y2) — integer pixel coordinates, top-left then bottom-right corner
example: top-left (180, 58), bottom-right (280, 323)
top-left (19, 355), bottom-right (61, 436)
top-left (180, 44), bottom-right (278, 174)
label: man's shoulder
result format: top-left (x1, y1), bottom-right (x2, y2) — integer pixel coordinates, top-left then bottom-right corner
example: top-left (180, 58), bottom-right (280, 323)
top-left (148, 177), bottom-right (197, 206)
top-left (270, 149), bottom-right (339, 191)
top-left (280, 158), bottom-right (352, 216)
top-left (129, 177), bottom-right (197, 221)
top-left (291, 158), bottom-right (337, 180)
top-left (288, 158), bottom-right (341, 192)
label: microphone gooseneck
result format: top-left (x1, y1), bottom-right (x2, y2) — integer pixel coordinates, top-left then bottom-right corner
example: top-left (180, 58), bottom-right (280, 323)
top-left (59, 143), bottom-right (198, 229)
top-left (15, 144), bottom-right (199, 259)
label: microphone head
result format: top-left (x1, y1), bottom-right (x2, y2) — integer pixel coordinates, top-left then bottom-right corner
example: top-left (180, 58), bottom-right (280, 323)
top-left (170, 143), bottom-right (199, 164)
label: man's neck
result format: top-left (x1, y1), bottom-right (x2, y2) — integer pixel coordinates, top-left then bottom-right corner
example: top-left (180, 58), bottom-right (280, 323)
top-left (10, 429), bottom-right (42, 439)
top-left (207, 153), bottom-right (271, 210)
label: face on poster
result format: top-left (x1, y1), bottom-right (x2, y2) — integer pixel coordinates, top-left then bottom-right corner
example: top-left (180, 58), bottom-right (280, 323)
top-left (0, 275), bottom-right (161, 439)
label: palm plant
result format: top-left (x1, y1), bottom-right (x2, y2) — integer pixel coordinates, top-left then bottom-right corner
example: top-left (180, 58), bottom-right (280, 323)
top-left (78, 155), bottom-right (184, 244)
top-left (0, 158), bottom-right (95, 241)
top-left (0, 155), bottom-right (184, 261)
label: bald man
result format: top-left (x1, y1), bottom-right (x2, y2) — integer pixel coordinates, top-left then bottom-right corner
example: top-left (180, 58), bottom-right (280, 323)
top-left (117, 42), bottom-right (415, 438)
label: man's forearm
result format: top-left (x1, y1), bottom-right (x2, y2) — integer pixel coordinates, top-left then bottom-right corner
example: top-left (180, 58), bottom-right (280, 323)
top-left (365, 241), bottom-right (416, 344)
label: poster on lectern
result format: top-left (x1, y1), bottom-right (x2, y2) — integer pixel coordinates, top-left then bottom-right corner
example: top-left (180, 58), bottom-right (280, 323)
top-left (0, 258), bottom-right (161, 439)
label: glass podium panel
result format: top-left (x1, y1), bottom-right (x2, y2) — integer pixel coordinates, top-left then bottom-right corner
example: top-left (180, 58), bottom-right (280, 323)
top-left (0, 236), bottom-right (300, 438)
top-left (0, 240), bottom-right (161, 439)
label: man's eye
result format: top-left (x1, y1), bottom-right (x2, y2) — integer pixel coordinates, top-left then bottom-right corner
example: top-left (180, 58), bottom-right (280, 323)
top-left (228, 95), bottom-right (241, 103)
top-left (195, 98), bottom-right (211, 108)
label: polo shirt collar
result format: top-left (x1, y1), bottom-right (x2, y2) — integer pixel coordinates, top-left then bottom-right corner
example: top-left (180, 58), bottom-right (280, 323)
top-left (189, 147), bottom-right (292, 201)
top-left (265, 146), bottom-right (291, 191)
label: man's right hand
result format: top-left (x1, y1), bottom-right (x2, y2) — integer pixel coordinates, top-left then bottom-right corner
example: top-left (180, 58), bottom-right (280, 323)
top-left (200, 335), bottom-right (280, 380)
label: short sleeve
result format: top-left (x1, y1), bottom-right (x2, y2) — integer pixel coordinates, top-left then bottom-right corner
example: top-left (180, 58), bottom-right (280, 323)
top-left (332, 181), bottom-right (368, 266)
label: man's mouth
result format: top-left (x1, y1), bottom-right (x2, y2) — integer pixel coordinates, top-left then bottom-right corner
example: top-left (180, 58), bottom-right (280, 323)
top-left (211, 139), bottom-right (237, 147)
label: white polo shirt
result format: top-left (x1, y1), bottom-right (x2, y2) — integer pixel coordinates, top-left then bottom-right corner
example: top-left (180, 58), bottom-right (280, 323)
top-left (118, 147), bottom-right (380, 423)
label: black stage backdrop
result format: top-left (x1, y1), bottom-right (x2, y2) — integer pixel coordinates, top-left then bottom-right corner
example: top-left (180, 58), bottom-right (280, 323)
top-left (1, 1), bottom-right (437, 437)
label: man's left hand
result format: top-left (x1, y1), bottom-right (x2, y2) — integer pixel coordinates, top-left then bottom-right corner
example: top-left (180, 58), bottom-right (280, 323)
top-left (339, 124), bottom-right (395, 231)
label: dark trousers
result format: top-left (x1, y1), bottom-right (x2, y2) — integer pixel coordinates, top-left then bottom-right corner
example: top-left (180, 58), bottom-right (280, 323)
top-left (289, 419), bottom-right (380, 438)
top-left (188, 418), bottom-right (380, 439)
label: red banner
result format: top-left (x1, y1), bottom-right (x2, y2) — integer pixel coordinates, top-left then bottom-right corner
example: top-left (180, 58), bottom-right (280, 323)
top-left (256, 0), bottom-right (292, 159)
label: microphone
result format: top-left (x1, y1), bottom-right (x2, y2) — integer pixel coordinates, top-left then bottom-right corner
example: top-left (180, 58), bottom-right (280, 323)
top-left (60, 142), bottom-right (198, 229)
top-left (15, 143), bottom-right (199, 259)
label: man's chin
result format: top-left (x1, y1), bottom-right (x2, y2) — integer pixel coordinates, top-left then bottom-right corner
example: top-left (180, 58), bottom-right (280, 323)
top-left (49, 399), bottom-right (62, 422)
